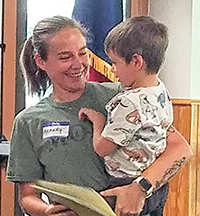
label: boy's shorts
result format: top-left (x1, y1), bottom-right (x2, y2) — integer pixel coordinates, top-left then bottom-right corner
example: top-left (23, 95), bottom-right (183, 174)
top-left (104, 176), bottom-right (169, 216)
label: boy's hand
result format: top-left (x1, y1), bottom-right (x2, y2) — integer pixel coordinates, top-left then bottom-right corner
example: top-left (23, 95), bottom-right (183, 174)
top-left (79, 108), bottom-right (113, 157)
top-left (78, 108), bottom-right (105, 124)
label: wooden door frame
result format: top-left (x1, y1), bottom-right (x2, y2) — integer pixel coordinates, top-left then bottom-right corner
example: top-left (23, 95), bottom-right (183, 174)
top-left (130, 0), bottom-right (149, 16)
top-left (1, 0), bottom-right (26, 215)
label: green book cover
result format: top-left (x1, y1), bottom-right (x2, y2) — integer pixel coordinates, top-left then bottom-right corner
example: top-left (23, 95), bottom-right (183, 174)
top-left (33, 180), bottom-right (117, 216)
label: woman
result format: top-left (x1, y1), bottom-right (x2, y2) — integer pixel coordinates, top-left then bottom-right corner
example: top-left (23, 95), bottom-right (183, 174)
top-left (7, 15), bottom-right (191, 216)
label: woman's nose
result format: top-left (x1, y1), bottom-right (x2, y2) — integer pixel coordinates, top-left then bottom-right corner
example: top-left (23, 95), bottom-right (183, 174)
top-left (72, 55), bottom-right (82, 69)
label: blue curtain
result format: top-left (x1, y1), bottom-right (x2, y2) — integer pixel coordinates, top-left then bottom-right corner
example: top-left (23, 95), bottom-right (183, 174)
top-left (72, 0), bottom-right (123, 64)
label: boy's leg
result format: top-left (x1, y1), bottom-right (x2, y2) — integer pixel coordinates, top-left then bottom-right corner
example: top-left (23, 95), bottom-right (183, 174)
top-left (149, 206), bottom-right (165, 216)
top-left (104, 177), bottom-right (169, 216)
top-left (141, 183), bottom-right (169, 216)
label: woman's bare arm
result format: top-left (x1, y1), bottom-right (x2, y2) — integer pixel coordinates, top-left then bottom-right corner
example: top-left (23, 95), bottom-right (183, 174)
top-left (142, 126), bottom-right (192, 188)
top-left (19, 182), bottom-right (77, 216)
top-left (100, 126), bottom-right (192, 215)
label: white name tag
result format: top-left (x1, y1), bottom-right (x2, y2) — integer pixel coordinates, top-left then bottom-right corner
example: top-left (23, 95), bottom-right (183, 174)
top-left (43, 122), bottom-right (69, 139)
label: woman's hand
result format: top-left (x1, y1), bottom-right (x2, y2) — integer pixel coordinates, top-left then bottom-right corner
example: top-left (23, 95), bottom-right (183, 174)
top-left (45, 204), bottom-right (78, 216)
top-left (19, 182), bottom-right (78, 216)
top-left (100, 182), bottom-right (146, 216)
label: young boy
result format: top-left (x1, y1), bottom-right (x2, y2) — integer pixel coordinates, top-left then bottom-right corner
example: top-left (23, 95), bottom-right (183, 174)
top-left (79, 16), bottom-right (173, 215)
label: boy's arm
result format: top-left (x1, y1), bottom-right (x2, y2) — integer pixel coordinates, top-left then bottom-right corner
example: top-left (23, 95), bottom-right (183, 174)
top-left (79, 108), bottom-right (116, 157)
top-left (93, 122), bottom-right (116, 157)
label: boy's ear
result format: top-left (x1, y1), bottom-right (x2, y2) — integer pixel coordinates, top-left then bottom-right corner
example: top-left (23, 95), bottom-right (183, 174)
top-left (132, 54), bottom-right (145, 71)
top-left (34, 53), bottom-right (46, 71)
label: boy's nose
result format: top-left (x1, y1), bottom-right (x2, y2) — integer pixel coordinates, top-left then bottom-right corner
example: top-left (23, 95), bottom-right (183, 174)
top-left (111, 64), bottom-right (116, 73)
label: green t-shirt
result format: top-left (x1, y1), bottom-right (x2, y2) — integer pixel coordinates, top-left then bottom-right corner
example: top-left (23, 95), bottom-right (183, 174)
top-left (7, 82), bottom-right (121, 191)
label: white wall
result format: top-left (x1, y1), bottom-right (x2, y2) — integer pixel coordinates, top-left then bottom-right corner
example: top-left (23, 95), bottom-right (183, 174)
top-left (191, 0), bottom-right (200, 99)
top-left (149, 0), bottom-right (193, 99)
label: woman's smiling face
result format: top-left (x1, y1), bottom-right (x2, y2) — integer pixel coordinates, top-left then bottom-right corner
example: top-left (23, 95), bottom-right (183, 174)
top-left (36, 28), bottom-right (90, 94)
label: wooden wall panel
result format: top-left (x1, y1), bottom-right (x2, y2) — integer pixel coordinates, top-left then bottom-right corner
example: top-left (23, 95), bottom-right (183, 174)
top-left (163, 99), bottom-right (191, 216)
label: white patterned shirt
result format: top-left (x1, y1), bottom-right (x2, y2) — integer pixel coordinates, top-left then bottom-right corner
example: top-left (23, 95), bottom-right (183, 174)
top-left (101, 80), bottom-right (173, 178)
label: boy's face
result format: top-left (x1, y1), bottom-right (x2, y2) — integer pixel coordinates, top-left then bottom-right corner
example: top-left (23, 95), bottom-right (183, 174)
top-left (107, 50), bottom-right (137, 88)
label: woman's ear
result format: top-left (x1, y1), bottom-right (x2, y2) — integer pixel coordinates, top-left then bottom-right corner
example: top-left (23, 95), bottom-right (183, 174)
top-left (132, 54), bottom-right (145, 71)
top-left (34, 53), bottom-right (46, 71)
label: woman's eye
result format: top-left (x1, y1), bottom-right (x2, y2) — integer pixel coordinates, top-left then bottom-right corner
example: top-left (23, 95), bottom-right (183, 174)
top-left (79, 52), bottom-right (87, 56)
top-left (59, 56), bottom-right (71, 60)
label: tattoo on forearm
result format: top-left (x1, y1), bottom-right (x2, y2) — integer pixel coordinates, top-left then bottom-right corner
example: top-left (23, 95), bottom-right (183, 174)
top-left (155, 156), bottom-right (187, 190)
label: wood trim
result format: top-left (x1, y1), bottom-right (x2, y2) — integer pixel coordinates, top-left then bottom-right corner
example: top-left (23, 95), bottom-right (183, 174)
top-left (191, 99), bottom-right (200, 104)
top-left (172, 98), bottom-right (191, 105)
top-left (188, 103), bottom-right (200, 216)
top-left (88, 49), bottom-right (118, 83)
top-left (2, 0), bottom-right (16, 139)
top-left (195, 104), bottom-right (200, 216)
top-left (172, 98), bottom-right (200, 105)
top-left (130, 0), bottom-right (149, 16)
top-left (1, 0), bottom-right (17, 215)
top-left (1, 161), bottom-right (15, 216)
